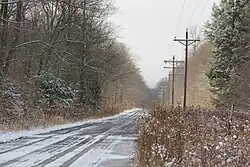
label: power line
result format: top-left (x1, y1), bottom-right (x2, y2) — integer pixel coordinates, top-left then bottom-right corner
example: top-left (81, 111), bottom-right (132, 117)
top-left (198, 0), bottom-right (209, 37)
top-left (174, 28), bottom-right (200, 111)
top-left (175, 0), bottom-right (186, 36)
top-left (164, 56), bottom-right (184, 105)
top-left (200, 0), bottom-right (209, 20)
top-left (189, 0), bottom-right (200, 25)
top-left (171, 0), bottom-right (186, 63)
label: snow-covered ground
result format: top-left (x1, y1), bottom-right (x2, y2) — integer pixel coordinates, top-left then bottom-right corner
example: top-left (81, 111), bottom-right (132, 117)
top-left (0, 108), bottom-right (140, 143)
top-left (0, 108), bottom-right (142, 167)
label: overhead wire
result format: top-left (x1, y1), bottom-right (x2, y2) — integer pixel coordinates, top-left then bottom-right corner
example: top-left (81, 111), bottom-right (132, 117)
top-left (175, 0), bottom-right (186, 37)
top-left (188, 0), bottom-right (212, 47)
top-left (198, 0), bottom-right (210, 38)
top-left (189, 0), bottom-right (200, 26)
top-left (171, 0), bottom-right (186, 61)
top-left (171, 0), bottom-right (212, 61)
top-left (165, 0), bottom-right (186, 80)
top-left (187, 0), bottom-right (203, 57)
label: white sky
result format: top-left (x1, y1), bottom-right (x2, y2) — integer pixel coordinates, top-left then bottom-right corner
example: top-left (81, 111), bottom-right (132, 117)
top-left (111, 0), bottom-right (221, 88)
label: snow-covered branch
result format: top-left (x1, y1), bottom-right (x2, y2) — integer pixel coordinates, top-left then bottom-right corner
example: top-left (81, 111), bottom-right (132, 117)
top-left (0, 0), bottom-right (21, 5)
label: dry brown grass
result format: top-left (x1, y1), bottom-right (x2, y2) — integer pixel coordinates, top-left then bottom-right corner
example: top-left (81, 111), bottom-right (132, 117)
top-left (92, 103), bottom-right (135, 118)
top-left (0, 102), bottom-right (135, 132)
top-left (0, 107), bottom-right (71, 131)
top-left (135, 103), bottom-right (250, 167)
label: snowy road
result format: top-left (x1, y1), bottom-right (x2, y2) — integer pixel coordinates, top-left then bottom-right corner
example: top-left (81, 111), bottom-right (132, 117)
top-left (0, 109), bottom-right (141, 167)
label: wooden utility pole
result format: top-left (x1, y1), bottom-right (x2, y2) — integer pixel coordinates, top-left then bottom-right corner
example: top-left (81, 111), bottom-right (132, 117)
top-left (162, 85), bottom-right (166, 105)
top-left (114, 80), bottom-right (118, 107)
top-left (164, 56), bottom-right (184, 106)
top-left (120, 68), bottom-right (125, 104)
top-left (174, 28), bottom-right (200, 110)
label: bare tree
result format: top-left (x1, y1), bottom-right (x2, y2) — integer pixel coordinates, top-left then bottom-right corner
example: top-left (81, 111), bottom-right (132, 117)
top-left (0, 0), bottom-right (149, 113)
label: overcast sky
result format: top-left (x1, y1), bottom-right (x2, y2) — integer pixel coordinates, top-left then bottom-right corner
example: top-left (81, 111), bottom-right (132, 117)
top-left (111, 0), bottom-right (220, 88)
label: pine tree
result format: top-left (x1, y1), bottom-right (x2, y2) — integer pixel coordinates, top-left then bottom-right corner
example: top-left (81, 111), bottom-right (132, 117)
top-left (229, 2), bottom-right (250, 110)
top-left (205, 0), bottom-right (249, 108)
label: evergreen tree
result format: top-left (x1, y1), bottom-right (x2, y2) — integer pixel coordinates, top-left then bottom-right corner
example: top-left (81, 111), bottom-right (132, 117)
top-left (205, 0), bottom-right (249, 108)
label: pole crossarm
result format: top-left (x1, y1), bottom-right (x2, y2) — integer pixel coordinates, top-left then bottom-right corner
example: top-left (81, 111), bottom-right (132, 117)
top-left (164, 60), bottom-right (184, 63)
top-left (173, 38), bottom-right (200, 46)
top-left (173, 28), bottom-right (200, 111)
top-left (163, 55), bottom-right (184, 106)
top-left (164, 67), bottom-right (183, 69)
top-left (174, 38), bottom-right (200, 42)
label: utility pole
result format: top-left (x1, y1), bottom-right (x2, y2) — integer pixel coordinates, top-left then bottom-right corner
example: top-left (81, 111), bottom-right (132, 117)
top-left (120, 68), bottom-right (125, 104)
top-left (164, 56), bottom-right (184, 105)
top-left (167, 76), bottom-right (171, 105)
top-left (114, 80), bottom-right (118, 107)
top-left (232, 0), bottom-right (235, 30)
top-left (162, 86), bottom-right (166, 105)
top-left (174, 28), bottom-right (200, 110)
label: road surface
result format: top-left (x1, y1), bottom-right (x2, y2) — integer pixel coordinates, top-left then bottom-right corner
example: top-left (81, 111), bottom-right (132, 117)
top-left (0, 109), bottom-right (141, 167)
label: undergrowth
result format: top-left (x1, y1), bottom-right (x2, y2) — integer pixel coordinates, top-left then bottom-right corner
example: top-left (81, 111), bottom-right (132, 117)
top-left (135, 103), bottom-right (250, 167)
top-left (0, 73), bottom-right (135, 131)
top-left (0, 104), bottom-right (133, 131)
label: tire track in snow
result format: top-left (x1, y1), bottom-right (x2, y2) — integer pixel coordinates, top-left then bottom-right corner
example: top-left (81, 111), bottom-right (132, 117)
top-left (0, 121), bottom-right (104, 156)
top-left (32, 135), bottom-right (101, 167)
top-left (88, 138), bottom-right (117, 167)
top-left (70, 136), bottom-right (118, 167)
top-left (0, 136), bottom-right (52, 154)
top-left (42, 114), bottom-right (133, 167)
top-left (39, 122), bottom-right (100, 136)
top-left (6, 136), bottom-right (92, 167)
top-left (42, 135), bottom-right (107, 167)
top-left (0, 132), bottom-right (85, 166)
top-left (39, 124), bottom-right (125, 166)
top-left (0, 109), bottom-right (142, 167)
top-left (58, 114), bottom-right (138, 167)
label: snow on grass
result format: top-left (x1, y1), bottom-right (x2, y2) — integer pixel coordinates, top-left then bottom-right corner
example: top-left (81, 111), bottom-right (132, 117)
top-left (107, 135), bottom-right (137, 141)
top-left (0, 108), bottom-right (142, 143)
top-left (136, 104), bottom-right (250, 167)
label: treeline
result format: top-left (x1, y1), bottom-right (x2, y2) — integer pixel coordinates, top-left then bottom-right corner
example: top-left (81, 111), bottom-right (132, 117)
top-left (0, 0), bottom-right (148, 128)
top-left (206, 0), bottom-right (250, 110)
top-left (153, 0), bottom-right (250, 111)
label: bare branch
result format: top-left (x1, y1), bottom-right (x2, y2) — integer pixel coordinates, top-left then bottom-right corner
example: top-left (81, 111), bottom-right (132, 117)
top-left (0, 0), bottom-right (21, 5)
top-left (12, 40), bottom-right (70, 68)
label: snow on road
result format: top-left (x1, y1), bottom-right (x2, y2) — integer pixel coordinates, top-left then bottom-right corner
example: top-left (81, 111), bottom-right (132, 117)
top-left (0, 109), bottom-right (141, 167)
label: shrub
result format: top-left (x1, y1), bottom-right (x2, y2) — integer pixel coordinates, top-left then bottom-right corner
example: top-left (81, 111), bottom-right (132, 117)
top-left (136, 103), bottom-right (250, 167)
top-left (35, 72), bottom-right (75, 107)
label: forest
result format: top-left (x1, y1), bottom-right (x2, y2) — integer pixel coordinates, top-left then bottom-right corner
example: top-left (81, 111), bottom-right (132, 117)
top-left (0, 0), bottom-right (149, 130)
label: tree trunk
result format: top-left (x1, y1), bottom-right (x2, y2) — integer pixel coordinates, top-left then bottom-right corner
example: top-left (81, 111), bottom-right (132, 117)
top-left (0, 0), bottom-right (8, 72)
top-left (79, 0), bottom-right (87, 103)
top-left (3, 0), bottom-right (23, 74)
